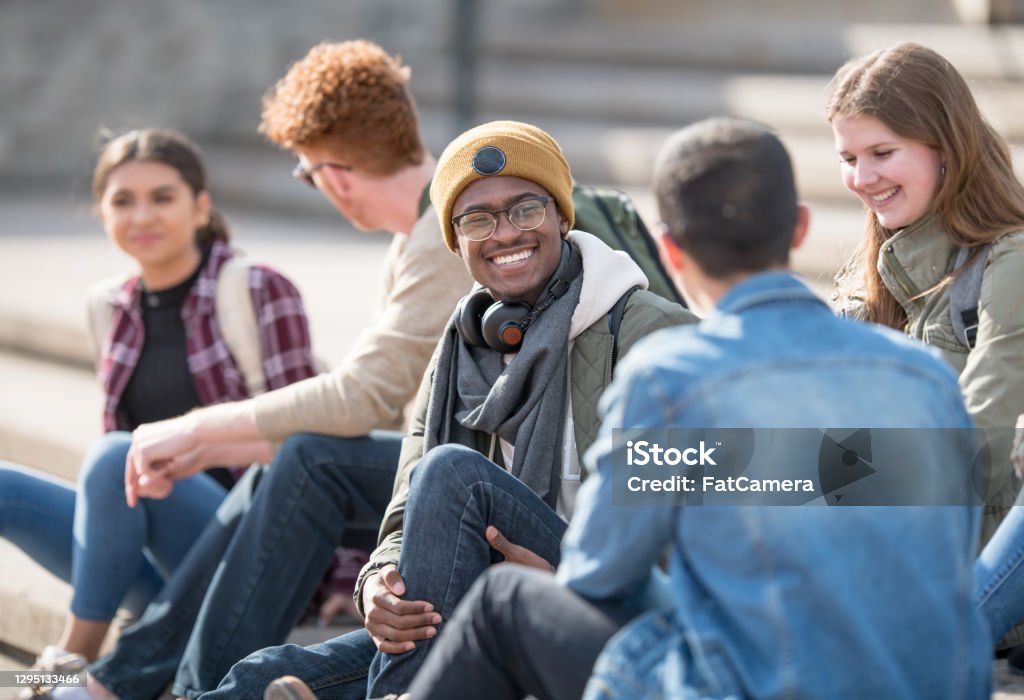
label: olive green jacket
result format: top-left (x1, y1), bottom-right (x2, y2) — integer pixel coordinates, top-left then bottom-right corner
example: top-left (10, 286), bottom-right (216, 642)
top-left (353, 289), bottom-right (695, 613)
top-left (836, 215), bottom-right (1024, 547)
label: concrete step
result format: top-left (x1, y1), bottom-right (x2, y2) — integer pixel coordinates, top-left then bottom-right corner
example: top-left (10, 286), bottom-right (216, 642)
top-left (475, 18), bottom-right (1024, 80)
top-left (0, 351), bottom-right (99, 482)
top-left (401, 19), bottom-right (1024, 204)
top-left (594, 0), bottom-right (961, 25)
top-left (411, 52), bottom-right (1024, 140)
top-left (0, 539), bottom-right (96, 660)
top-left (194, 21), bottom-right (1024, 206)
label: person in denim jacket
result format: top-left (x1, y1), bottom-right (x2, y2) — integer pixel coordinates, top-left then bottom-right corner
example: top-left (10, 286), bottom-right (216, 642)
top-left (398, 118), bottom-right (991, 700)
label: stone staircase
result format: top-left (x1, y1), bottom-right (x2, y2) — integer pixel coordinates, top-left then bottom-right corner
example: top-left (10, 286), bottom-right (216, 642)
top-left (4, 5), bottom-right (1024, 695)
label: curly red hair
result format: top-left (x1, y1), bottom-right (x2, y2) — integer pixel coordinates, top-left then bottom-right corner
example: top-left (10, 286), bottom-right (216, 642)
top-left (260, 40), bottom-right (424, 175)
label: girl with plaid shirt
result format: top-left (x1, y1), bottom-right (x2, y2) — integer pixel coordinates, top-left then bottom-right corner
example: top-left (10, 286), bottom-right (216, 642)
top-left (0, 129), bottom-right (316, 677)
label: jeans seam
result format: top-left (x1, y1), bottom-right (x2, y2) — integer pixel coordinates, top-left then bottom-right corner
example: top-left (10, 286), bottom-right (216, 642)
top-left (308, 667), bottom-right (370, 690)
top-left (976, 547), bottom-right (1024, 606)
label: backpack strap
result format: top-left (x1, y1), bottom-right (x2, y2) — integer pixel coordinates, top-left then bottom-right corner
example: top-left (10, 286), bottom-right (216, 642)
top-left (85, 273), bottom-right (131, 367)
top-left (586, 186), bottom-right (630, 250)
top-left (949, 245), bottom-right (990, 350)
top-left (85, 259), bottom-right (269, 394)
top-left (215, 256), bottom-right (267, 395)
top-left (418, 180), bottom-right (433, 218)
top-left (607, 285), bottom-right (640, 381)
top-left (582, 186), bottom-right (686, 308)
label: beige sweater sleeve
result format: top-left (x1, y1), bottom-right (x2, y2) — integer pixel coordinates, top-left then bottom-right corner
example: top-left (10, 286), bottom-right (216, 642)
top-left (251, 208), bottom-right (473, 441)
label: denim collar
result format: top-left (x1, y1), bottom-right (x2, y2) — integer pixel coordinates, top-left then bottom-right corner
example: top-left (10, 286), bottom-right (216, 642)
top-left (714, 271), bottom-right (825, 316)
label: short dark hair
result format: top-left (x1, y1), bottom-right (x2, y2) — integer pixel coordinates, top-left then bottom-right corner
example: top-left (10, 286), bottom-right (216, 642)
top-left (654, 118), bottom-right (797, 278)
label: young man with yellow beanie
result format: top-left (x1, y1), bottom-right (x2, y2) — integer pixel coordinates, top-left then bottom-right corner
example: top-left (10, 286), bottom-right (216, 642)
top-left (216, 120), bottom-right (693, 700)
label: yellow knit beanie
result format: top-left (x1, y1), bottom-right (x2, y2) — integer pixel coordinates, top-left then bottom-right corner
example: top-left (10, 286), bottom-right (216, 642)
top-left (431, 120), bottom-right (574, 252)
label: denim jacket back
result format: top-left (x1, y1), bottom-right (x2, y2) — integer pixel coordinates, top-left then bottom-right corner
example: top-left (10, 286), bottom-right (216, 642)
top-left (561, 272), bottom-right (992, 699)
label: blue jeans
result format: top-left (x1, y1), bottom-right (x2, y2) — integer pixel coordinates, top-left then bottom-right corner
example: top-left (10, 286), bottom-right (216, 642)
top-left (88, 432), bottom-right (402, 700)
top-left (976, 504), bottom-right (1024, 644)
top-left (368, 444), bottom-right (568, 696)
top-left (0, 431), bottom-right (226, 620)
top-left (205, 445), bottom-right (567, 699)
top-left (203, 628), bottom-right (376, 700)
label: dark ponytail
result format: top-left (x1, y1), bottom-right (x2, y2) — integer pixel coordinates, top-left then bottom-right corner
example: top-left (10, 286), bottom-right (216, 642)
top-left (197, 207), bottom-right (230, 245)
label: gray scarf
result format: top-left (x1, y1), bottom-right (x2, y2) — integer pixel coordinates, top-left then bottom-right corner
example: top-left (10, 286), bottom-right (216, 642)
top-left (424, 244), bottom-right (584, 508)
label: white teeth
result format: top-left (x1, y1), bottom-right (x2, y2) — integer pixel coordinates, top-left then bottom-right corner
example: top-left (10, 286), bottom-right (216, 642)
top-left (871, 187), bottom-right (899, 202)
top-left (492, 249), bottom-right (533, 265)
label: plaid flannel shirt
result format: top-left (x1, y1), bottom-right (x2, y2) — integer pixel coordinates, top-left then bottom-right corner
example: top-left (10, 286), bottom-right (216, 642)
top-left (98, 241), bottom-right (316, 440)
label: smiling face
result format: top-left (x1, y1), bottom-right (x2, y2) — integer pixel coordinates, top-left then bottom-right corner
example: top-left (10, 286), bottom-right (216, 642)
top-left (452, 175), bottom-right (568, 305)
top-left (98, 160), bottom-right (207, 287)
top-left (832, 113), bottom-right (944, 230)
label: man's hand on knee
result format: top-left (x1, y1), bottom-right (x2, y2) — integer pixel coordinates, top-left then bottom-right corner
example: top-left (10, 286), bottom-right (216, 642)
top-left (486, 526), bottom-right (555, 572)
top-left (362, 564), bottom-right (441, 654)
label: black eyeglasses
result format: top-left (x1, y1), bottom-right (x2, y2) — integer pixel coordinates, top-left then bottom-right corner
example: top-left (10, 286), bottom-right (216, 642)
top-left (292, 161), bottom-right (352, 189)
top-left (452, 196), bottom-right (552, 241)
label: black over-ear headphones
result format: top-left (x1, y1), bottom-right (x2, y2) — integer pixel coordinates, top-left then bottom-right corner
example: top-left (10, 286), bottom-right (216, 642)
top-left (455, 240), bottom-right (579, 353)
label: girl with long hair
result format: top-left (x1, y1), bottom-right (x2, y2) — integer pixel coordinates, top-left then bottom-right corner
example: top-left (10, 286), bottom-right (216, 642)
top-left (828, 42), bottom-right (1024, 653)
top-left (828, 41), bottom-right (1024, 544)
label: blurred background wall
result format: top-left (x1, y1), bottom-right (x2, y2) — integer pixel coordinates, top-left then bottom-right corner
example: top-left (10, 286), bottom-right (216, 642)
top-left (4, 0), bottom-right (1022, 203)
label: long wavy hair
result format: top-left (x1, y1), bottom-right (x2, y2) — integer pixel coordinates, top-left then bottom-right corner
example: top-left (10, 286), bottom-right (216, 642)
top-left (92, 128), bottom-right (230, 246)
top-left (826, 42), bottom-right (1024, 329)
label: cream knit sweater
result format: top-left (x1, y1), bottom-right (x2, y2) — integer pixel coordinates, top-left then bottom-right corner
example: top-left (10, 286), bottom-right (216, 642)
top-left (251, 206), bottom-right (472, 440)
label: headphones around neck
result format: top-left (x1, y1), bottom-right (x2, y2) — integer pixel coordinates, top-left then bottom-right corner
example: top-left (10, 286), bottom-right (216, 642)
top-left (455, 240), bottom-right (578, 353)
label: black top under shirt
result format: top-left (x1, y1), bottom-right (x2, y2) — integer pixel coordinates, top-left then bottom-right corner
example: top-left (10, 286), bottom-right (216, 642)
top-left (119, 246), bottom-right (235, 490)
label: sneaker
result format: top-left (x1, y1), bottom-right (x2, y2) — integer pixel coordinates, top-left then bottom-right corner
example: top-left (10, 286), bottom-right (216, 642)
top-left (18, 646), bottom-right (88, 699)
top-left (264, 676), bottom-right (316, 700)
